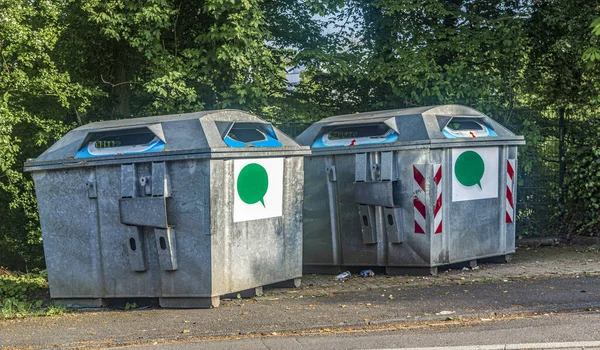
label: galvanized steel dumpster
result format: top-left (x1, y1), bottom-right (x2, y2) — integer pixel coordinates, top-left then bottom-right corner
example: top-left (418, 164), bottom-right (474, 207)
top-left (24, 110), bottom-right (308, 308)
top-left (296, 105), bottom-right (525, 275)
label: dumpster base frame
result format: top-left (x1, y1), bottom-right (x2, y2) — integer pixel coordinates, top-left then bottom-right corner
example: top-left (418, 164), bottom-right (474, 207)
top-left (303, 265), bottom-right (343, 275)
top-left (303, 253), bottom-right (514, 277)
top-left (265, 277), bottom-right (302, 289)
top-left (48, 279), bottom-right (303, 309)
top-left (386, 266), bottom-right (439, 276)
top-left (480, 254), bottom-right (512, 264)
top-left (159, 297), bottom-right (220, 309)
top-left (53, 298), bottom-right (107, 308)
top-left (223, 286), bottom-right (264, 299)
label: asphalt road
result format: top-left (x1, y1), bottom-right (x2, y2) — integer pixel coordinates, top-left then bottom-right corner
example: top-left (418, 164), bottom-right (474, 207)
top-left (1, 275), bottom-right (599, 349)
top-left (128, 311), bottom-right (600, 350)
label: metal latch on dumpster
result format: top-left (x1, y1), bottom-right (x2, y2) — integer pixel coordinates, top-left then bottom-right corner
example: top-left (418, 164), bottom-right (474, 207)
top-left (354, 180), bottom-right (401, 207)
top-left (119, 162), bottom-right (178, 272)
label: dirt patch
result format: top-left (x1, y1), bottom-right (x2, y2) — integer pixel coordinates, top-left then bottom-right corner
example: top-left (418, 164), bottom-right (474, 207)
top-left (0, 266), bottom-right (13, 276)
top-left (261, 244), bottom-right (600, 299)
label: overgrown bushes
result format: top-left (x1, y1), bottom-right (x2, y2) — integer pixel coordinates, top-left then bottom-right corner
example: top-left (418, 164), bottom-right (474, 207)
top-left (0, 269), bottom-right (65, 319)
top-left (564, 118), bottom-right (600, 236)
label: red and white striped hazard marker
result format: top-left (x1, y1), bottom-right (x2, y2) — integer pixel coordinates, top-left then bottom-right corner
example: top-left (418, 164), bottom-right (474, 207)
top-left (413, 165), bottom-right (427, 234)
top-left (506, 159), bottom-right (516, 223)
top-left (433, 164), bottom-right (443, 234)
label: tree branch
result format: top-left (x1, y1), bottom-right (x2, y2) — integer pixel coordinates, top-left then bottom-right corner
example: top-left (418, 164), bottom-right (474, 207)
top-left (174, 2), bottom-right (182, 57)
top-left (74, 107), bottom-right (83, 126)
top-left (101, 74), bottom-right (139, 87)
top-left (0, 45), bottom-right (10, 72)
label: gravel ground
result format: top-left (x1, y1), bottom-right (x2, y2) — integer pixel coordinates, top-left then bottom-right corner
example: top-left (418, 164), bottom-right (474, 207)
top-left (258, 244), bottom-right (600, 300)
top-left (1, 244), bottom-right (599, 349)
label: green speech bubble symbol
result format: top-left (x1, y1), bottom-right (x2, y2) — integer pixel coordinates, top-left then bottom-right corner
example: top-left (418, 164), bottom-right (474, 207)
top-left (454, 150), bottom-right (485, 189)
top-left (237, 163), bottom-right (269, 207)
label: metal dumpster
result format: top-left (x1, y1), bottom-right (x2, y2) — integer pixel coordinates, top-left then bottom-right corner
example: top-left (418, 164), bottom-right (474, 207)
top-left (296, 105), bottom-right (525, 275)
top-left (24, 110), bottom-right (308, 308)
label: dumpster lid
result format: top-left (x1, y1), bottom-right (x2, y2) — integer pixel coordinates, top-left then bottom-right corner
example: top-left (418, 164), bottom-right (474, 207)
top-left (296, 104), bottom-right (525, 150)
top-left (25, 110), bottom-right (309, 171)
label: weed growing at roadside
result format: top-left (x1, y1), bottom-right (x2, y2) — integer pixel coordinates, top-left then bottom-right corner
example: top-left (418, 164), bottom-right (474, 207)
top-left (0, 298), bottom-right (67, 319)
top-left (0, 271), bottom-right (47, 301)
top-left (125, 302), bottom-right (138, 310)
top-left (0, 270), bottom-right (67, 319)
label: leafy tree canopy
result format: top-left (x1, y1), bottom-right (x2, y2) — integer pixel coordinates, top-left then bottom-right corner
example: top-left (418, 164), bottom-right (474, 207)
top-left (2, 0), bottom-right (600, 268)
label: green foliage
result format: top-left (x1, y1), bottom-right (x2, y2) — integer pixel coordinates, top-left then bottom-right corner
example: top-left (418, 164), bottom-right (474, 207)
top-left (124, 302), bottom-right (138, 310)
top-left (2, 0), bottom-right (600, 267)
top-left (582, 46), bottom-right (600, 64)
top-left (0, 271), bottom-right (48, 301)
top-left (76, 0), bottom-right (290, 117)
top-left (287, 0), bottom-right (600, 238)
top-left (0, 0), bottom-right (86, 269)
top-left (1, 298), bottom-right (42, 319)
top-left (525, 0), bottom-right (599, 107)
top-left (1, 0), bottom-right (335, 268)
top-left (564, 118), bottom-right (600, 236)
top-left (292, 0), bottom-right (531, 114)
top-left (1, 298), bottom-right (66, 319)
top-left (0, 271), bottom-right (64, 319)
top-left (492, 108), bottom-right (564, 237)
top-left (583, 17), bottom-right (600, 67)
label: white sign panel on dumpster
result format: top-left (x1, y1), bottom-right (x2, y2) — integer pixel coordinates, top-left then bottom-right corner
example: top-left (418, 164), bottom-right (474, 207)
top-left (452, 147), bottom-right (499, 202)
top-left (233, 158), bottom-right (284, 222)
